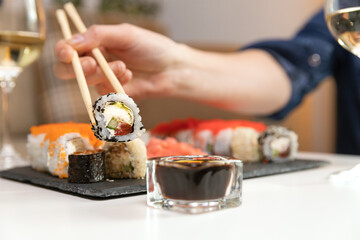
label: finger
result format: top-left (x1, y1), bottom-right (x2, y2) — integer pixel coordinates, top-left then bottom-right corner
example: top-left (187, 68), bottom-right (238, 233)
top-left (86, 61), bottom-right (129, 86)
top-left (123, 69), bottom-right (133, 85)
top-left (53, 56), bottom-right (97, 80)
top-left (96, 82), bottom-right (114, 95)
top-left (124, 71), bottom-right (175, 99)
top-left (67, 23), bottom-right (139, 52)
top-left (55, 39), bottom-right (75, 63)
top-left (123, 78), bottom-right (156, 100)
top-left (94, 69), bottom-right (133, 96)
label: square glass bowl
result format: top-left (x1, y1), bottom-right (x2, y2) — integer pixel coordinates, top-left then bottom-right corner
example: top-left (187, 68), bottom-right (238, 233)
top-left (146, 155), bottom-right (242, 214)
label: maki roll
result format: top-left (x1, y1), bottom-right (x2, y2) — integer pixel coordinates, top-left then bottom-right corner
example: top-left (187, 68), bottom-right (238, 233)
top-left (104, 138), bottom-right (147, 179)
top-left (27, 123), bottom-right (104, 178)
top-left (230, 127), bottom-right (261, 163)
top-left (194, 129), bottom-right (214, 153)
top-left (213, 128), bottom-right (233, 156)
top-left (47, 137), bottom-right (88, 177)
top-left (92, 93), bottom-right (145, 142)
top-left (150, 118), bottom-right (267, 162)
top-left (258, 126), bottom-right (298, 162)
top-left (68, 150), bottom-right (105, 183)
top-left (27, 133), bottom-right (49, 172)
top-left (151, 118), bottom-right (202, 139)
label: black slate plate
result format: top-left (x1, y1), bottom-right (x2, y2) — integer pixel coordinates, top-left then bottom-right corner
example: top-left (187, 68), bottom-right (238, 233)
top-left (0, 159), bottom-right (329, 199)
top-left (243, 159), bottom-right (329, 179)
top-left (0, 167), bottom-right (146, 199)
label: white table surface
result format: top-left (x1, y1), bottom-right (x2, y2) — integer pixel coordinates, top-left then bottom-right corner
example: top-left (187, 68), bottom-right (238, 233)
top-left (1, 151), bottom-right (360, 240)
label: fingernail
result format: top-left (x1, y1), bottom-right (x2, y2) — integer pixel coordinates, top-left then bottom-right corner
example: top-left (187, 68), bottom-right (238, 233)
top-left (68, 34), bottom-right (84, 45)
top-left (81, 59), bottom-right (91, 72)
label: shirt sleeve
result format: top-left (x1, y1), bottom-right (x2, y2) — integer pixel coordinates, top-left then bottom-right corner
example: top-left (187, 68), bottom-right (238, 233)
top-left (244, 10), bottom-right (338, 119)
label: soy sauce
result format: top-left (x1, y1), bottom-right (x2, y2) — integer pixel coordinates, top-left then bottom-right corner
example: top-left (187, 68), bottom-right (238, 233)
top-left (155, 160), bottom-right (234, 200)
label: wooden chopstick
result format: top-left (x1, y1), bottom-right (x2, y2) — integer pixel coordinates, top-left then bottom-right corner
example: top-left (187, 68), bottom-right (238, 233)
top-left (64, 2), bottom-right (126, 94)
top-left (55, 9), bottom-right (96, 124)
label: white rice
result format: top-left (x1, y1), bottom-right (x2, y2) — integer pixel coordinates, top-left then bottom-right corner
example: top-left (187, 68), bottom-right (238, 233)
top-left (139, 130), bottom-right (151, 145)
top-left (231, 127), bottom-right (261, 163)
top-left (213, 128), bottom-right (233, 156)
top-left (103, 138), bottom-right (147, 179)
top-left (27, 133), bottom-right (48, 172)
top-left (259, 126), bottom-right (298, 162)
top-left (194, 130), bottom-right (214, 154)
top-left (47, 133), bottom-right (93, 178)
top-left (175, 129), bottom-right (195, 145)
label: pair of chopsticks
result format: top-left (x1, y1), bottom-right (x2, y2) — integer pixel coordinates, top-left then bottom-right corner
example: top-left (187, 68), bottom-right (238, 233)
top-left (56, 3), bottom-right (125, 124)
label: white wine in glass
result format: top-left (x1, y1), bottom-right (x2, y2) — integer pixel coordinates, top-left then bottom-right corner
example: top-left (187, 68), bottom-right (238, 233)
top-left (0, 32), bottom-right (44, 72)
top-left (325, 0), bottom-right (360, 186)
top-left (326, 2), bottom-right (360, 57)
top-left (0, 0), bottom-right (45, 170)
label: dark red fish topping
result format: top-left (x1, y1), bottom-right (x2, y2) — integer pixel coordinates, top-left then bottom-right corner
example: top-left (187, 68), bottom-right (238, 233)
top-left (115, 122), bottom-right (133, 136)
top-left (279, 146), bottom-right (290, 158)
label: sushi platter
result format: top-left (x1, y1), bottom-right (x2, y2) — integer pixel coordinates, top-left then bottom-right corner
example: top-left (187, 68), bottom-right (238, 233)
top-left (0, 159), bottom-right (328, 199)
top-left (1, 116), bottom-right (329, 200)
top-left (0, 4), bottom-right (331, 200)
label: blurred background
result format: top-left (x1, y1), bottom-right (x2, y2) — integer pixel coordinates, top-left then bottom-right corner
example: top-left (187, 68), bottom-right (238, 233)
top-left (2, 0), bottom-right (335, 153)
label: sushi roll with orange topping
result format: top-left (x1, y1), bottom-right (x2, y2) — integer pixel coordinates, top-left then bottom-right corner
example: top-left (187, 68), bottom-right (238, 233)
top-left (27, 123), bottom-right (104, 178)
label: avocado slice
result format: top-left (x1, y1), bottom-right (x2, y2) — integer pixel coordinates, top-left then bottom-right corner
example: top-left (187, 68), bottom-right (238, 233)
top-left (106, 117), bottom-right (119, 130)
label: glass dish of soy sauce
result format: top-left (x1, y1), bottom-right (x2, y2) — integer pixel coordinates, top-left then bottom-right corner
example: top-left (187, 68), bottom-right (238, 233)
top-left (147, 155), bottom-right (242, 214)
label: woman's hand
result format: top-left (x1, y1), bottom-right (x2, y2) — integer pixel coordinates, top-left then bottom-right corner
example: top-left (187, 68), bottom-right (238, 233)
top-left (54, 23), bottom-right (291, 115)
top-left (54, 23), bottom-right (182, 99)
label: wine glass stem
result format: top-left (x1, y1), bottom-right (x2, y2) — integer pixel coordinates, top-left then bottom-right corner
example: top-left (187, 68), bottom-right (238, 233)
top-left (0, 75), bottom-right (15, 149)
top-left (2, 87), bottom-right (10, 147)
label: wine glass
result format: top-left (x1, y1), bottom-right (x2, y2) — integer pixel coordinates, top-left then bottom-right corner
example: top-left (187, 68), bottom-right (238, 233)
top-left (0, 0), bottom-right (45, 170)
top-left (325, 0), bottom-right (360, 56)
top-left (325, 0), bottom-right (360, 187)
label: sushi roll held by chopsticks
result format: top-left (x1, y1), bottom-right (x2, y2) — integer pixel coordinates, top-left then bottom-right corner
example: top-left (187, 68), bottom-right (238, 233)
top-left (92, 93), bottom-right (144, 142)
top-left (56, 4), bottom-right (145, 142)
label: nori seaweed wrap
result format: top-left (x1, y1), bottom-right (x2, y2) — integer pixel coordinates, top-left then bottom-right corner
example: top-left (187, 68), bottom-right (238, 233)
top-left (68, 150), bottom-right (105, 183)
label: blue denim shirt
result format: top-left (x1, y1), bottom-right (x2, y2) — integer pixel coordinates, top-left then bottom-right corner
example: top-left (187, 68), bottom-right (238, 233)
top-left (246, 10), bottom-right (360, 155)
